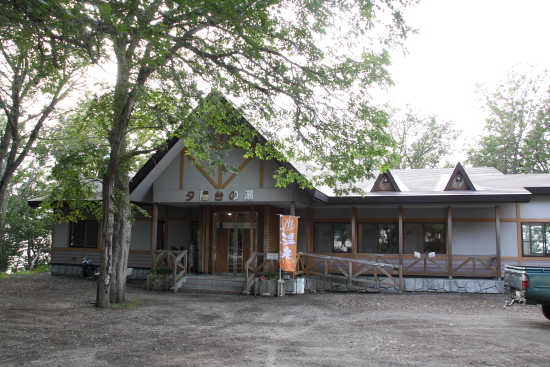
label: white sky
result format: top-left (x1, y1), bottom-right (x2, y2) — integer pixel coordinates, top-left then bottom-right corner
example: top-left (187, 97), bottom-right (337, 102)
top-left (372, 0), bottom-right (550, 162)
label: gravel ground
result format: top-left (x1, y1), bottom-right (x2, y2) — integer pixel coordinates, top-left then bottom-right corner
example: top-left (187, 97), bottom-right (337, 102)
top-left (1, 272), bottom-right (549, 367)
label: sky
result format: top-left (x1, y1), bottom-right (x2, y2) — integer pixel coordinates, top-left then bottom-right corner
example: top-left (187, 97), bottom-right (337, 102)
top-left (372, 0), bottom-right (550, 162)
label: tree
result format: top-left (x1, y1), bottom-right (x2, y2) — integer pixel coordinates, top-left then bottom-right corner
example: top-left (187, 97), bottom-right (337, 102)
top-left (6, 0), bottom-right (415, 306)
top-left (467, 68), bottom-right (550, 174)
top-left (386, 105), bottom-right (461, 169)
top-left (0, 21), bottom-right (85, 272)
top-left (4, 162), bottom-right (52, 272)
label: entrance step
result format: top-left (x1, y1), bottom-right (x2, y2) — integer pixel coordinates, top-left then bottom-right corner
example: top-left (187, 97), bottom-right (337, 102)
top-left (177, 275), bottom-right (244, 295)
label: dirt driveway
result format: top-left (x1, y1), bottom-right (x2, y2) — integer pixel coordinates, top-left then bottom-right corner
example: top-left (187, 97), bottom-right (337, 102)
top-left (1, 273), bottom-right (549, 367)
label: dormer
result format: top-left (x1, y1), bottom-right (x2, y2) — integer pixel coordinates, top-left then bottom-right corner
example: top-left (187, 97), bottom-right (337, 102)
top-left (371, 171), bottom-right (401, 192)
top-left (444, 162), bottom-right (475, 191)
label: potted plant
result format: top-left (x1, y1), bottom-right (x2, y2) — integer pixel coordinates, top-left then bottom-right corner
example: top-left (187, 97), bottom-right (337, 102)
top-left (147, 266), bottom-right (172, 291)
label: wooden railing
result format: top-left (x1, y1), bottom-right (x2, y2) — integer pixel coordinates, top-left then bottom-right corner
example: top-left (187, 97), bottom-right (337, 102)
top-left (152, 250), bottom-right (188, 292)
top-left (297, 253), bottom-right (403, 291)
top-left (451, 255), bottom-right (497, 277)
top-left (243, 252), bottom-right (403, 293)
top-left (403, 254), bottom-right (448, 275)
top-left (244, 252), bottom-right (280, 293)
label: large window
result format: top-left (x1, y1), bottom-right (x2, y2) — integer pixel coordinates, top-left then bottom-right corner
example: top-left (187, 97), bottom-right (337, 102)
top-left (358, 223), bottom-right (398, 254)
top-left (70, 220), bottom-right (99, 248)
top-left (522, 223), bottom-right (550, 256)
top-left (403, 223), bottom-right (446, 254)
top-left (314, 223), bottom-right (352, 253)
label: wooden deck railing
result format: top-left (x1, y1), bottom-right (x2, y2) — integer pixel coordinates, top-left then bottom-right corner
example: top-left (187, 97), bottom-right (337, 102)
top-left (403, 253), bottom-right (448, 275)
top-left (451, 255), bottom-right (497, 277)
top-left (243, 252), bottom-right (403, 293)
top-left (152, 250), bottom-right (188, 292)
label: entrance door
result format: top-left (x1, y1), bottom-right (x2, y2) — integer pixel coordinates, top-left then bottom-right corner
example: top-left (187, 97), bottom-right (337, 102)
top-left (227, 228), bottom-right (243, 275)
top-left (212, 212), bottom-right (256, 275)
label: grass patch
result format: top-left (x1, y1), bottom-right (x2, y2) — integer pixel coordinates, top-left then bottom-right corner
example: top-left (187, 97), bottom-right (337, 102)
top-left (108, 299), bottom-right (143, 309)
top-left (0, 265), bottom-right (51, 279)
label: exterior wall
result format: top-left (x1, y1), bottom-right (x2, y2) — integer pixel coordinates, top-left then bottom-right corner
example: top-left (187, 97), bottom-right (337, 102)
top-left (53, 222), bottom-right (69, 248)
top-left (357, 207), bottom-right (397, 219)
top-left (500, 222), bottom-right (518, 257)
top-left (452, 222), bottom-right (496, 255)
top-left (130, 220), bottom-right (151, 251)
top-left (166, 220), bottom-right (190, 250)
top-left (520, 195), bottom-right (550, 218)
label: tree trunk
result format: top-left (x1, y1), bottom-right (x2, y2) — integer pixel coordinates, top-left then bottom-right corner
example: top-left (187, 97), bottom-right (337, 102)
top-left (0, 186), bottom-right (10, 272)
top-left (110, 167), bottom-right (131, 304)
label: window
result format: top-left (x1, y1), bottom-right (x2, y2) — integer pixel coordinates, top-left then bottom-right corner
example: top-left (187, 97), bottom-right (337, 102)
top-left (70, 220), bottom-right (99, 248)
top-left (403, 223), bottom-right (446, 254)
top-left (522, 223), bottom-right (550, 256)
top-left (358, 223), bottom-right (398, 254)
top-left (314, 223), bottom-right (352, 253)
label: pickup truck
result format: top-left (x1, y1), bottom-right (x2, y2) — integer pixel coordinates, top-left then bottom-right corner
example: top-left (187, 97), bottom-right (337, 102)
top-left (504, 265), bottom-right (550, 320)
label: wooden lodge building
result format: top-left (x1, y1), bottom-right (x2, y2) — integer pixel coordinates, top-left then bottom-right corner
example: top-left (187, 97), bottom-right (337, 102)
top-left (40, 106), bottom-right (550, 290)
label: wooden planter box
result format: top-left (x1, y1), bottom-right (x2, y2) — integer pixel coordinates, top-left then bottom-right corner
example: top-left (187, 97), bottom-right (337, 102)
top-left (259, 279), bottom-right (284, 297)
top-left (146, 275), bottom-right (171, 291)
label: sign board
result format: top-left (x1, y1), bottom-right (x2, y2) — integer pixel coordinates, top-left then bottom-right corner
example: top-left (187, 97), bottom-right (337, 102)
top-left (267, 253), bottom-right (279, 260)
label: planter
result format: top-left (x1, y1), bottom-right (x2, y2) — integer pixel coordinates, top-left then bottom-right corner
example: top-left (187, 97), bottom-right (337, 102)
top-left (259, 279), bottom-right (284, 297)
top-left (147, 275), bottom-right (170, 291)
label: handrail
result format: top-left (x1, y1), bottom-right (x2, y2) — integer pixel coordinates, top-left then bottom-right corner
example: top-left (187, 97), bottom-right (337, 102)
top-left (152, 250), bottom-right (188, 292)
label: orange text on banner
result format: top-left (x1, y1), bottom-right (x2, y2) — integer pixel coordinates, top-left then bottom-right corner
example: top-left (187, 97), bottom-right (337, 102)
top-left (280, 215), bottom-right (298, 272)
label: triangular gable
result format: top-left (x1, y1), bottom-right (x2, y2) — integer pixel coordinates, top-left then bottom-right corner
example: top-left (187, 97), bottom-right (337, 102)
top-left (444, 162), bottom-right (476, 191)
top-left (371, 171), bottom-right (401, 192)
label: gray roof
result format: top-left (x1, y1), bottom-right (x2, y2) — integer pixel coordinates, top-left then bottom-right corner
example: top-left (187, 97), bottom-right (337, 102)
top-left (311, 166), bottom-right (550, 205)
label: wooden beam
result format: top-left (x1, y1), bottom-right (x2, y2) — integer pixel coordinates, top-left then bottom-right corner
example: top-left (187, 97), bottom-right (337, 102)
top-left (259, 159), bottom-right (264, 188)
top-left (516, 203), bottom-right (523, 265)
top-left (447, 206), bottom-right (453, 279)
top-left (495, 205), bottom-right (502, 279)
top-left (250, 205), bottom-right (255, 255)
top-left (398, 206), bottom-right (403, 268)
top-left (151, 203), bottom-right (158, 269)
top-left (179, 149), bottom-right (185, 190)
top-left (205, 205), bottom-right (210, 273)
top-left (306, 207), bottom-right (313, 253)
top-left (351, 207), bottom-right (357, 256)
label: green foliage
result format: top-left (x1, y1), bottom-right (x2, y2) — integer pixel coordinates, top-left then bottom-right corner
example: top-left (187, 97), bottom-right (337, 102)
top-left (467, 67), bottom-right (550, 174)
top-left (386, 105), bottom-right (461, 169)
top-left (1, 161), bottom-right (53, 272)
top-left (1, 265), bottom-right (51, 278)
top-left (150, 266), bottom-right (172, 278)
top-left (259, 271), bottom-right (279, 281)
top-left (4, 0), bottom-right (415, 196)
top-left (3, 0), bottom-right (416, 305)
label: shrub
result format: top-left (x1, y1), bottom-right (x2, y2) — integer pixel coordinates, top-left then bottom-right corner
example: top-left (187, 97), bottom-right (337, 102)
top-left (150, 266), bottom-right (172, 278)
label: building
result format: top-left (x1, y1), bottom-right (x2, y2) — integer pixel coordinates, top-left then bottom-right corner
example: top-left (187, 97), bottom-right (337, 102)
top-left (43, 111), bottom-right (550, 287)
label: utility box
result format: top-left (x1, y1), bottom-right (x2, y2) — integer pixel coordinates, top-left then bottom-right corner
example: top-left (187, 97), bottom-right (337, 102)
top-left (285, 278), bottom-right (305, 295)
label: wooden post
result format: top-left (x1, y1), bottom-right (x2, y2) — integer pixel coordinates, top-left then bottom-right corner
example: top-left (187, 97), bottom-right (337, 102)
top-left (204, 205), bottom-right (210, 273)
top-left (290, 201), bottom-right (296, 216)
top-left (447, 206), bottom-right (453, 279)
top-left (151, 203), bottom-right (158, 269)
top-left (351, 207), bottom-right (357, 256)
top-left (250, 205), bottom-right (255, 256)
top-left (398, 206), bottom-right (403, 268)
top-left (306, 207), bottom-right (313, 253)
top-left (495, 205), bottom-right (502, 279)
top-left (516, 203), bottom-right (523, 266)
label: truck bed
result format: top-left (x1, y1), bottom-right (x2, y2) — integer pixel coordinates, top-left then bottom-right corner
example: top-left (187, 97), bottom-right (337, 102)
top-left (504, 265), bottom-right (550, 304)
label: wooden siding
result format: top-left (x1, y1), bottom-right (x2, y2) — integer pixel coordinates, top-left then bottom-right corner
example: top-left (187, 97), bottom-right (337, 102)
top-left (128, 252), bottom-right (152, 268)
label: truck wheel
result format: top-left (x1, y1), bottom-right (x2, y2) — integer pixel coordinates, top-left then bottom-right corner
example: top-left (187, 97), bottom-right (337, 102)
top-left (542, 305), bottom-right (550, 320)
